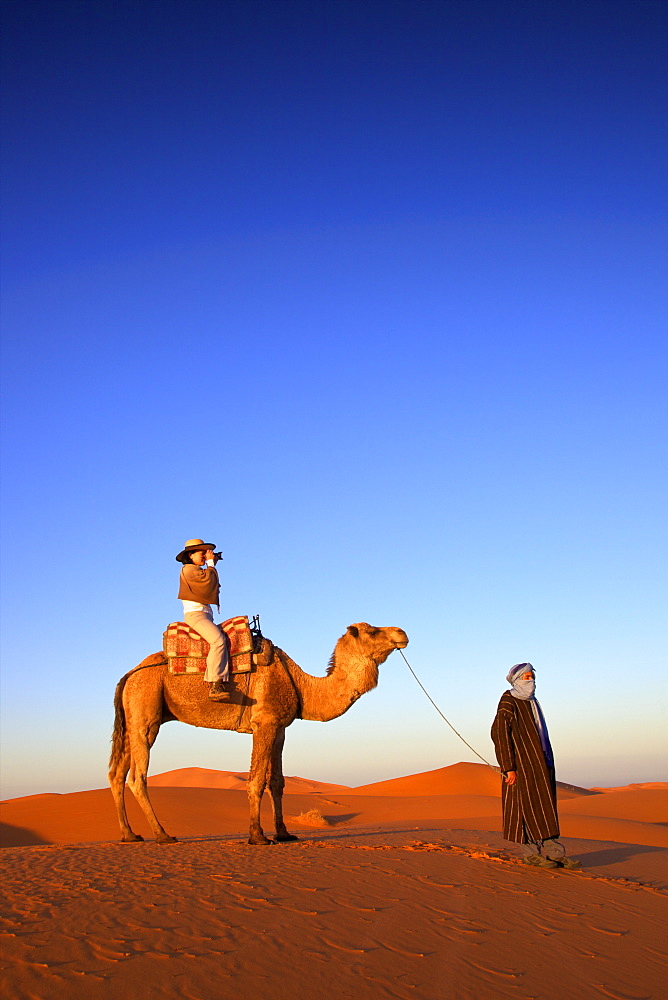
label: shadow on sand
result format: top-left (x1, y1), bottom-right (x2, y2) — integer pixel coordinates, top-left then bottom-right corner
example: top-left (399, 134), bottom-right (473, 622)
top-left (322, 813), bottom-right (360, 826)
top-left (576, 843), bottom-right (666, 866)
top-left (0, 822), bottom-right (50, 848)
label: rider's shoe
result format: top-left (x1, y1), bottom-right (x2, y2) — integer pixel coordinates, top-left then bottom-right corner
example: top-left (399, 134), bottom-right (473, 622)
top-left (209, 679), bottom-right (232, 701)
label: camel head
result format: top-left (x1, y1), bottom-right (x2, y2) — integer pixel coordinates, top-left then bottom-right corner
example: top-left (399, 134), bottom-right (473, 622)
top-left (287, 623), bottom-right (410, 723)
top-left (331, 622), bottom-right (409, 676)
top-left (348, 622), bottom-right (408, 658)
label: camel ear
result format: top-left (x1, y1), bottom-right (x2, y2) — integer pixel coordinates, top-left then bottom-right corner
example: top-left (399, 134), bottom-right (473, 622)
top-left (347, 625), bottom-right (359, 638)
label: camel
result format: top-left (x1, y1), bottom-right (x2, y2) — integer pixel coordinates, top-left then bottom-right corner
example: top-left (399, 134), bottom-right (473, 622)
top-left (109, 622), bottom-right (408, 845)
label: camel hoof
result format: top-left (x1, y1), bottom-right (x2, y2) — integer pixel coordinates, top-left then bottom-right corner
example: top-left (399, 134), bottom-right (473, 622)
top-left (157, 835), bottom-right (178, 844)
top-left (275, 833), bottom-right (299, 842)
top-left (248, 835), bottom-right (274, 846)
top-left (121, 834), bottom-right (144, 843)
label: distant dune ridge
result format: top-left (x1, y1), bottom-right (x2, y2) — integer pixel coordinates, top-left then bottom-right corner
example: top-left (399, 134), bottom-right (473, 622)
top-left (146, 766), bottom-right (353, 795)
top-left (146, 761), bottom-right (596, 798)
top-left (1, 762), bottom-right (666, 849)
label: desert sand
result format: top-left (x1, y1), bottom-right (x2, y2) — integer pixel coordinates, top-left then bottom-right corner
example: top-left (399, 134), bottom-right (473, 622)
top-left (1, 762), bottom-right (666, 999)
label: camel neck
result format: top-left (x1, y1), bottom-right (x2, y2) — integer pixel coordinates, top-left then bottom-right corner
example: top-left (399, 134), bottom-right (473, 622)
top-left (278, 650), bottom-right (379, 723)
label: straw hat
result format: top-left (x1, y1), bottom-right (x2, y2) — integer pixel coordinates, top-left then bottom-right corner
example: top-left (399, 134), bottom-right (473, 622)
top-left (175, 538), bottom-right (216, 563)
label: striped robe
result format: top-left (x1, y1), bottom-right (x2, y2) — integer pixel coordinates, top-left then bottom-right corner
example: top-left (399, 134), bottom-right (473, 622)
top-left (490, 692), bottom-right (560, 844)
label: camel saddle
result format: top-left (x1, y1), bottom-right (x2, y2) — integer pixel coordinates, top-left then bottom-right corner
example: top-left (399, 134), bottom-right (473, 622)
top-left (163, 615), bottom-right (268, 676)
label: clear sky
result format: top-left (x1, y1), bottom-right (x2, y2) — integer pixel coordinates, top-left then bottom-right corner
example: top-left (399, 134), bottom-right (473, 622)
top-left (1, 0), bottom-right (666, 800)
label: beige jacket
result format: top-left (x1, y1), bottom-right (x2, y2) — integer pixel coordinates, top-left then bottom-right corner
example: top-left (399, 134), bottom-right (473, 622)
top-left (178, 564), bottom-right (220, 608)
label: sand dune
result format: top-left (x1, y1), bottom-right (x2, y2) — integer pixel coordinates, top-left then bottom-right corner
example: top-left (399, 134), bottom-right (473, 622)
top-left (592, 781), bottom-right (668, 793)
top-left (347, 761), bottom-right (595, 799)
top-left (2, 764), bottom-right (667, 1000)
top-left (147, 761), bottom-right (597, 798)
top-left (559, 787), bottom-right (668, 824)
top-left (148, 766), bottom-right (250, 789)
top-left (3, 786), bottom-right (667, 850)
top-left (2, 763), bottom-right (666, 850)
top-left (148, 766), bottom-right (352, 795)
top-left (347, 762), bottom-right (501, 797)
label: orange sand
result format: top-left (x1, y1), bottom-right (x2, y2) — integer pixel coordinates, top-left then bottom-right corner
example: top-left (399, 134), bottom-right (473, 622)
top-left (3, 762), bottom-right (666, 850)
top-left (1, 763), bottom-right (667, 999)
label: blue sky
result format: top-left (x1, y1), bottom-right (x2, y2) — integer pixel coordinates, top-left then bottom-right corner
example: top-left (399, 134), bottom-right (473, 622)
top-left (1, 0), bottom-right (666, 799)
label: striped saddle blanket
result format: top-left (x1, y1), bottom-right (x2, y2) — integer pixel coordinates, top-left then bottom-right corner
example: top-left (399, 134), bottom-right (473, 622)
top-left (163, 616), bottom-right (254, 675)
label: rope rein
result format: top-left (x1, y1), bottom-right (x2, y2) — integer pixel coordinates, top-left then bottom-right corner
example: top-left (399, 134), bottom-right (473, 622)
top-left (398, 649), bottom-right (500, 772)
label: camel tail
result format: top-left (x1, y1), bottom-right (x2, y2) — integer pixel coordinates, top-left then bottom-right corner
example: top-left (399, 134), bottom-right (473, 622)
top-left (109, 673), bottom-right (130, 770)
top-left (109, 654), bottom-right (168, 770)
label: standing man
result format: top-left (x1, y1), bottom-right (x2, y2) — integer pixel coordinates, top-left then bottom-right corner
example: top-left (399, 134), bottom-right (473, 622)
top-left (491, 663), bottom-right (580, 869)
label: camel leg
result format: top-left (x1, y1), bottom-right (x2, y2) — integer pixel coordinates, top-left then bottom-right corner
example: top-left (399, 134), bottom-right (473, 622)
top-left (247, 722), bottom-right (280, 845)
top-left (126, 719), bottom-right (178, 845)
top-left (268, 728), bottom-right (298, 842)
top-left (108, 732), bottom-right (144, 843)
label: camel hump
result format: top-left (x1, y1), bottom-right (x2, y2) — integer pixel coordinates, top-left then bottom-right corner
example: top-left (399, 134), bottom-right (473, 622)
top-left (137, 652), bottom-right (168, 669)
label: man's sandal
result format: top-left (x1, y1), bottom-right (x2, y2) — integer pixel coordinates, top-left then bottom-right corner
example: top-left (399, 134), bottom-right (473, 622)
top-left (523, 855), bottom-right (559, 869)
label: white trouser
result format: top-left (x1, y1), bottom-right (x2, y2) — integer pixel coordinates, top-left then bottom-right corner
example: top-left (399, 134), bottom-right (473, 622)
top-left (184, 610), bottom-right (230, 682)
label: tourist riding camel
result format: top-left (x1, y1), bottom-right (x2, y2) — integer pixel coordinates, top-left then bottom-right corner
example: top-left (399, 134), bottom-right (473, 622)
top-left (176, 538), bottom-right (230, 701)
top-left (109, 621), bottom-right (409, 845)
